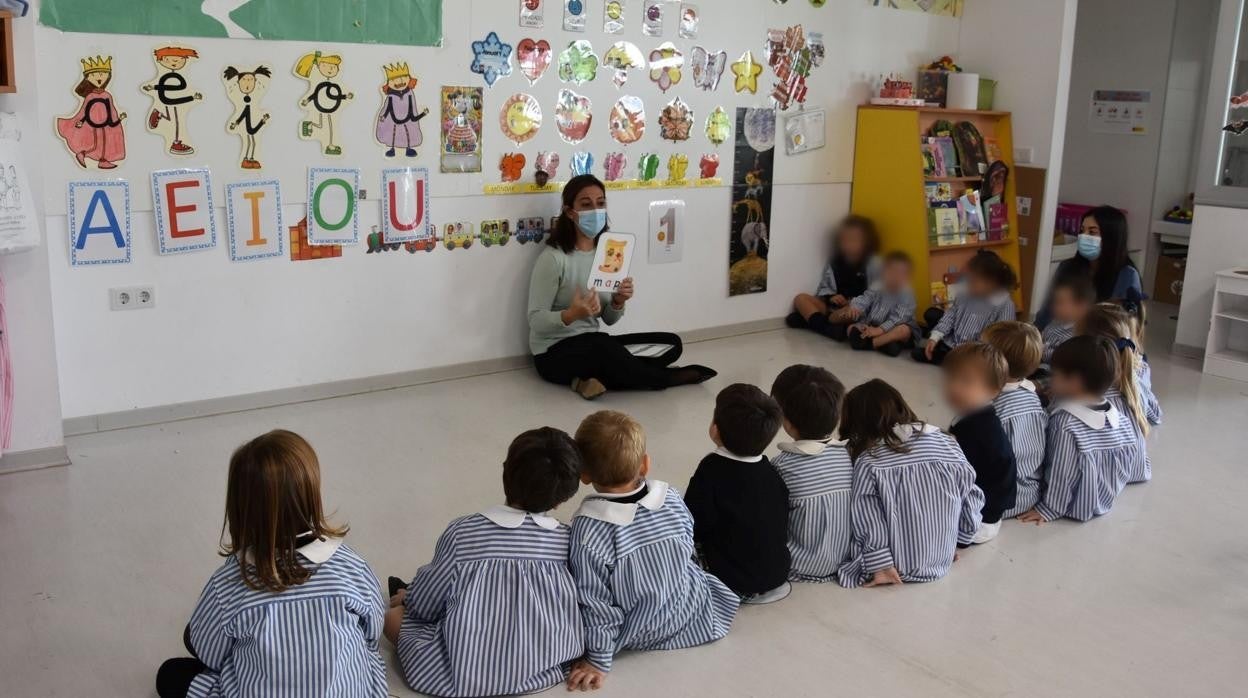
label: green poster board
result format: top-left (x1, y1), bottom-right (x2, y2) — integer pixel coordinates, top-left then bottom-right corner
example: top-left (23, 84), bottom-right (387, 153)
top-left (40, 0), bottom-right (443, 47)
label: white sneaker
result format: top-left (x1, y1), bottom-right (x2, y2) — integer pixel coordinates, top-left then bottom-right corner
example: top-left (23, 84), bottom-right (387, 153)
top-left (742, 581), bottom-right (792, 605)
top-left (971, 520), bottom-right (1002, 544)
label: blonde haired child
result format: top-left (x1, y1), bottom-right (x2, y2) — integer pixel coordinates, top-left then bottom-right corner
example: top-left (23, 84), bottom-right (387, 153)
top-left (981, 321), bottom-right (1049, 517)
top-left (1080, 304), bottom-right (1156, 484)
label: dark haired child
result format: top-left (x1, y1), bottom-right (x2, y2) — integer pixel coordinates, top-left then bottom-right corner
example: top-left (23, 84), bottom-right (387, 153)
top-left (981, 322), bottom-right (1049, 517)
top-left (829, 251), bottom-right (919, 355)
top-left (1019, 336), bottom-right (1146, 523)
top-left (156, 431), bottom-right (386, 698)
top-left (913, 251), bottom-right (1017, 365)
top-left (837, 380), bottom-right (984, 588)
top-left (685, 384), bottom-right (791, 603)
top-left (787, 215), bottom-right (881, 338)
top-left (567, 411), bottom-right (738, 691)
top-left (1040, 276), bottom-right (1095, 369)
top-left (769, 365), bottom-right (854, 582)
top-left (386, 427), bottom-right (585, 697)
top-left (943, 343), bottom-right (1017, 543)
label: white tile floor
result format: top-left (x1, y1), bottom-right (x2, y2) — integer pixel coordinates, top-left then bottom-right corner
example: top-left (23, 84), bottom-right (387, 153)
top-left (4, 311), bottom-right (1247, 697)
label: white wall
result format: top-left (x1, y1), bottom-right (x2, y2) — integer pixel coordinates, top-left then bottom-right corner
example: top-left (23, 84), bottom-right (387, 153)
top-left (0, 8), bottom-right (65, 453)
top-left (36, 1), bottom-right (965, 418)
top-left (1176, 205), bottom-right (1248, 350)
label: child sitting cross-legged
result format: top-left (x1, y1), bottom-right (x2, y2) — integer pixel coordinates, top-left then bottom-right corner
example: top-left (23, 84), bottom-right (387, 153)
top-left (566, 411), bottom-right (739, 691)
top-left (385, 427), bottom-right (584, 698)
top-left (685, 384), bottom-right (792, 603)
top-left (787, 215), bottom-right (881, 339)
top-left (769, 365), bottom-right (854, 583)
top-left (943, 343), bottom-right (1018, 544)
top-left (830, 251), bottom-right (920, 356)
top-left (1019, 336), bottom-right (1146, 523)
top-left (913, 250), bottom-right (1018, 365)
top-left (1079, 303), bottom-right (1156, 484)
top-left (981, 321), bottom-right (1049, 518)
top-left (837, 380), bottom-right (985, 588)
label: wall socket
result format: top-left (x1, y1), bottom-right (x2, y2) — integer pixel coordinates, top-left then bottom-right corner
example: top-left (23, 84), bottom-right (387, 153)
top-left (109, 285), bottom-right (156, 311)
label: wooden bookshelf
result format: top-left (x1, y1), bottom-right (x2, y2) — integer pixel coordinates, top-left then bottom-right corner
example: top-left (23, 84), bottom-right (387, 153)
top-left (0, 12), bottom-right (14, 94)
top-left (851, 105), bottom-right (1025, 315)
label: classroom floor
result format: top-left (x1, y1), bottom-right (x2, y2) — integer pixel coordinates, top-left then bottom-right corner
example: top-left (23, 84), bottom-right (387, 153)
top-left (2, 307), bottom-right (1246, 697)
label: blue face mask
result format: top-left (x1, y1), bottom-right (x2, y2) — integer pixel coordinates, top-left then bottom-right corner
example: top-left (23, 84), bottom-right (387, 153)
top-left (1077, 233), bottom-right (1102, 261)
top-left (575, 208), bottom-right (608, 238)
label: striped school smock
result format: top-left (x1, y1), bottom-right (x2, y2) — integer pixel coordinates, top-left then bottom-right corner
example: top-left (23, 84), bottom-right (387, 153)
top-left (1040, 322), bottom-right (1074, 365)
top-left (186, 539), bottom-right (387, 698)
top-left (1034, 401), bottom-right (1144, 522)
top-left (930, 292), bottom-right (1016, 348)
top-left (848, 286), bottom-right (920, 336)
top-left (569, 481), bottom-right (739, 672)
top-left (396, 507), bottom-right (583, 697)
top-left (837, 425), bottom-right (985, 588)
top-left (772, 439), bottom-right (854, 583)
top-left (1106, 385), bottom-right (1152, 484)
top-left (1138, 360), bottom-right (1163, 425)
top-left (996, 380), bottom-right (1048, 518)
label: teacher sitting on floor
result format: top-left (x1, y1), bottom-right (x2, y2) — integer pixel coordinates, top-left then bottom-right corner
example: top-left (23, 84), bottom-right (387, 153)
top-left (1037, 205), bottom-right (1143, 327)
top-left (527, 175), bottom-right (716, 400)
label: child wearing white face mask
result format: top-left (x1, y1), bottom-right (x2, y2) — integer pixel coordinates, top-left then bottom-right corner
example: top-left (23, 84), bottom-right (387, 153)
top-left (526, 175), bottom-right (717, 400)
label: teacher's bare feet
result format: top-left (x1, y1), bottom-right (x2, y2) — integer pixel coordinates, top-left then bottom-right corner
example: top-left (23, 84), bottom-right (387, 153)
top-left (572, 377), bottom-right (607, 400)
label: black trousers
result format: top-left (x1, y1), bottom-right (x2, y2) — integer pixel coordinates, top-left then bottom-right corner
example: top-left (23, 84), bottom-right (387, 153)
top-left (911, 340), bottom-right (953, 365)
top-left (534, 331), bottom-right (683, 391)
top-left (156, 626), bottom-right (206, 698)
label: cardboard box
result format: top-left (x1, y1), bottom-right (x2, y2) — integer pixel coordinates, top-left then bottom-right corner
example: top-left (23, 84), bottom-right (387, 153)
top-left (1153, 254), bottom-right (1186, 305)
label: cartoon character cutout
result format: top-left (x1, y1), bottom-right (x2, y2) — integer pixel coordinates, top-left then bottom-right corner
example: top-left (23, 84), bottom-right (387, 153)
top-left (141, 46), bottom-right (202, 156)
top-left (599, 238), bottom-right (628, 273)
top-left (294, 51), bottom-right (354, 157)
top-left (56, 55), bottom-right (127, 170)
top-left (375, 62), bottom-right (429, 158)
top-left (223, 65), bottom-right (272, 170)
top-left (444, 89), bottom-right (481, 155)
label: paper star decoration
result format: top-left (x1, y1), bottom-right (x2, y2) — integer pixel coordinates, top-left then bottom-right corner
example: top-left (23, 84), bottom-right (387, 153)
top-left (471, 31), bottom-right (514, 87)
top-left (732, 51), bottom-right (763, 94)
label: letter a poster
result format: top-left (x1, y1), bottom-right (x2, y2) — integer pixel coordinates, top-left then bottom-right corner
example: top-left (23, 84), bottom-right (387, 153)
top-left (728, 107), bottom-right (775, 296)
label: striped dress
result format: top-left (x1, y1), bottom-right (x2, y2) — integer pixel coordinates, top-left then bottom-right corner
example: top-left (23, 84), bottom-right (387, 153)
top-left (1106, 385), bottom-right (1152, 484)
top-left (1034, 401), bottom-right (1144, 522)
top-left (569, 480), bottom-right (740, 672)
top-left (848, 286), bottom-right (919, 336)
top-left (396, 508), bottom-right (583, 697)
top-left (1138, 360), bottom-right (1163, 425)
top-left (186, 539), bottom-right (387, 698)
top-left (930, 292), bottom-right (1017, 347)
top-left (995, 380), bottom-right (1048, 518)
top-left (772, 440), bottom-right (854, 583)
top-left (838, 425), bottom-right (985, 588)
top-left (1040, 322), bottom-right (1074, 366)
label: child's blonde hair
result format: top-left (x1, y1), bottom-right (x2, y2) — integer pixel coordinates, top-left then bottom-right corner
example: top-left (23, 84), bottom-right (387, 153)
top-left (943, 341), bottom-right (1010, 392)
top-left (575, 410), bottom-right (646, 488)
top-left (981, 321), bottom-right (1043, 380)
top-left (1080, 304), bottom-right (1149, 436)
top-left (294, 51), bottom-right (342, 78)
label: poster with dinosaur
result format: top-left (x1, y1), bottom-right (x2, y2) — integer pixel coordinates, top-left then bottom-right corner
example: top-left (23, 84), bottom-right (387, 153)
top-left (728, 107), bottom-right (775, 296)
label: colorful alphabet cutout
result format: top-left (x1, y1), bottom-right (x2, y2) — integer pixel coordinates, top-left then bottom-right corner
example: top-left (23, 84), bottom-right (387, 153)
top-left (223, 64), bottom-right (273, 170)
top-left (294, 51), bottom-right (354, 157)
top-left (152, 167), bottom-right (217, 254)
top-left (68, 180), bottom-right (131, 265)
top-left (225, 180), bottom-right (283, 261)
top-left (57, 55), bottom-right (128, 170)
top-left (142, 45), bottom-right (203, 156)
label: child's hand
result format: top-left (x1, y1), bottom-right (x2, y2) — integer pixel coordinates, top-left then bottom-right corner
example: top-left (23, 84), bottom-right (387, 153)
top-left (389, 589), bottom-right (406, 607)
top-left (830, 294), bottom-right (848, 307)
top-left (1017, 509), bottom-right (1046, 525)
top-left (865, 567), bottom-right (903, 587)
top-left (862, 326), bottom-right (883, 338)
top-left (567, 659), bottom-right (606, 691)
top-left (925, 339), bottom-right (937, 360)
top-left (846, 306), bottom-right (863, 321)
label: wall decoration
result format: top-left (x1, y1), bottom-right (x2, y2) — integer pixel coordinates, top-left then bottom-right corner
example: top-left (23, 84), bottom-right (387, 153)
top-left (604, 152), bottom-right (628, 181)
top-left (678, 3), bottom-right (700, 39)
top-left (141, 46), bottom-right (202, 156)
top-left (649, 43), bottom-right (683, 93)
top-left (558, 40), bottom-right (599, 85)
top-left (517, 39), bottom-right (553, 85)
top-left (555, 89), bottom-right (593, 144)
top-left (604, 0), bottom-right (625, 34)
top-left (380, 167), bottom-right (431, 243)
top-left (729, 107), bottom-right (776, 296)
top-left (67, 180), bottom-right (130, 266)
top-left (500, 93), bottom-right (542, 146)
top-left (443, 221), bottom-right (475, 250)
top-left (563, 0), bottom-right (587, 31)
top-left (440, 86), bottom-right (483, 173)
top-left (40, 0), bottom-right (444, 46)
top-left (471, 32), bottom-right (514, 87)
top-left (690, 47), bottom-right (726, 92)
top-left (479, 219), bottom-right (512, 247)
top-left (810, 0), bottom-right (826, 5)
top-left (731, 51), bottom-right (762, 95)
top-left (152, 167), bottom-right (217, 255)
top-left (365, 226), bottom-right (437, 254)
top-left (587, 232), bottom-right (635, 292)
top-left (658, 98), bottom-right (693, 142)
top-left (0, 134), bottom-right (37, 254)
top-left (1089, 89), bottom-right (1150, 136)
top-left (223, 64), bottom-right (273, 170)
top-left (294, 51), bottom-right (353, 157)
top-left (57, 56), bottom-right (127, 170)
top-left (667, 153), bottom-right (688, 182)
top-left (705, 106), bottom-right (731, 146)
top-left (289, 217), bottom-right (342, 261)
top-left (871, 0), bottom-right (963, 18)
top-left (500, 153), bottom-right (527, 181)
top-left (374, 62), bottom-right (429, 158)
top-left (608, 96), bottom-right (645, 144)
top-left (698, 153), bottom-right (719, 179)
top-left (638, 153), bottom-right (660, 182)
top-left (519, 0), bottom-right (545, 28)
top-left (603, 41), bottom-right (645, 88)
top-left (516, 216), bottom-right (547, 243)
top-left (571, 151), bottom-right (594, 175)
top-left (783, 108), bottom-right (826, 155)
top-left (648, 199), bottom-right (684, 264)
top-left (642, 0), bottom-right (664, 36)
top-left (535, 151), bottom-right (560, 185)
top-left (225, 180), bottom-right (283, 262)
top-left (306, 167), bottom-right (360, 245)
top-left (764, 26), bottom-right (825, 111)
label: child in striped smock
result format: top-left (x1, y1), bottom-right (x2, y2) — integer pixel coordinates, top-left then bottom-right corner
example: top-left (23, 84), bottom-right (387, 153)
top-left (837, 380), bottom-right (985, 588)
top-left (385, 428), bottom-right (585, 698)
top-left (833, 251), bottom-right (920, 356)
top-left (566, 411), bottom-right (739, 691)
top-left (981, 322), bottom-right (1049, 518)
top-left (769, 365), bottom-right (854, 582)
top-left (1038, 276), bottom-right (1095, 369)
top-left (1080, 304), bottom-right (1157, 484)
top-left (1020, 336), bottom-right (1147, 523)
top-left (156, 431), bottom-right (387, 698)
top-left (913, 250), bottom-right (1018, 365)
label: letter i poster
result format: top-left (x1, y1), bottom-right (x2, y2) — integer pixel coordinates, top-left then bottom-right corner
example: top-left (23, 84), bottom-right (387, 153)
top-left (728, 107), bottom-right (775, 296)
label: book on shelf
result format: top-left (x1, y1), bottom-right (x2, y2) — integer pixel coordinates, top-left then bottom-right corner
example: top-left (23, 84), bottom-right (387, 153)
top-left (984, 137), bottom-right (1004, 164)
top-left (925, 181), bottom-right (955, 204)
top-left (922, 141), bottom-right (938, 176)
top-left (930, 281), bottom-right (948, 307)
top-left (958, 190), bottom-right (985, 234)
top-left (929, 203), bottom-right (962, 247)
top-left (933, 136), bottom-right (960, 177)
top-left (984, 196), bottom-right (1008, 239)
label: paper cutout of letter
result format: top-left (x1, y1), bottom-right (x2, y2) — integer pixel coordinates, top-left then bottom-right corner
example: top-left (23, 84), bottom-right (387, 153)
top-left (243, 190), bottom-right (267, 246)
top-left (166, 180), bottom-right (205, 238)
top-left (313, 178), bottom-right (354, 231)
top-left (75, 189), bottom-right (125, 250)
top-left (388, 179), bottom-right (424, 232)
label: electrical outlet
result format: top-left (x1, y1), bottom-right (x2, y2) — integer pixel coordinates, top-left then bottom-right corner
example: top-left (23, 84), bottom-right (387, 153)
top-left (109, 285), bottom-right (156, 311)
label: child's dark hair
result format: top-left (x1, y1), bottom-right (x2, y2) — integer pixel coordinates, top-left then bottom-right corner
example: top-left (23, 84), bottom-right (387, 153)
top-left (1050, 335), bottom-right (1119, 396)
top-left (832, 214), bottom-right (880, 262)
top-left (966, 250), bottom-right (1018, 290)
top-left (713, 384), bottom-right (783, 457)
top-left (503, 427), bottom-right (583, 512)
top-left (883, 250), bottom-right (912, 267)
top-left (548, 174), bottom-right (607, 253)
top-left (1051, 274), bottom-right (1097, 305)
top-left (769, 365), bottom-right (846, 440)
top-left (943, 342), bottom-right (1009, 391)
top-left (840, 379), bottom-right (922, 460)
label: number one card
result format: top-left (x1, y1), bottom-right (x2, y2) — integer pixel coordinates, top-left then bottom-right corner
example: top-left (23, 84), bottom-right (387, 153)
top-left (648, 199), bottom-right (684, 264)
